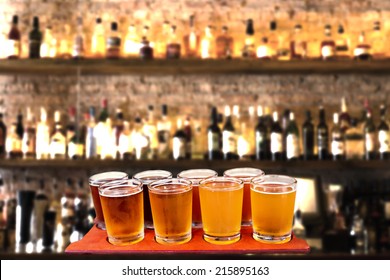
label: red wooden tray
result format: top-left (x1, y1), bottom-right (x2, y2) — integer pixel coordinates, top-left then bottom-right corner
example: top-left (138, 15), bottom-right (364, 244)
top-left (66, 225), bottom-right (310, 255)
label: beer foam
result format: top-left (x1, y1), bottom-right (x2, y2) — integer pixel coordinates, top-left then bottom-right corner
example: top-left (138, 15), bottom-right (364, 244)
top-left (252, 185), bottom-right (296, 195)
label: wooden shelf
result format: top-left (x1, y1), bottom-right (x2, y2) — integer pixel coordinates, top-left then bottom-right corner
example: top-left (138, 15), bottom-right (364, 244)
top-left (1, 59), bottom-right (390, 75)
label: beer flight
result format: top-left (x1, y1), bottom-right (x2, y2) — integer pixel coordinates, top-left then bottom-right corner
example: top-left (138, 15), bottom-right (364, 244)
top-left (89, 168), bottom-right (297, 246)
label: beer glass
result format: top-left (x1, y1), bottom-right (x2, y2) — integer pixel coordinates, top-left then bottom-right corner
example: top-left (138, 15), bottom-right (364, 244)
top-left (251, 175), bottom-right (297, 244)
top-left (99, 179), bottom-right (144, 245)
top-left (148, 178), bottom-right (192, 245)
top-left (223, 167), bottom-right (265, 226)
top-left (199, 177), bottom-right (244, 245)
top-left (177, 169), bottom-right (218, 228)
top-left (89, 171), bottom-right (128, 230)
top-left (133, 170), bottom-right (172, 229)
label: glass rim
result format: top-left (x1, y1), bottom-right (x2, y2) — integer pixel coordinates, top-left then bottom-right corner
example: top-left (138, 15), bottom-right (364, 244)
top-left (199, 176), bottom-right (244, 191)
top-left (98, 179), bottom-right (143, 196)
top-left (251, 174), bottom-right (297, 188)
top-left (223, 167), bottom-right (265, 181)
top-left (177, 169), bottom-right (218, 183)
top-left (148, 178), bottom-right (192, 194)
top-left (89, 171), bottom-right (128, 185)
top-left (133, 170), bottom-right (173, 183)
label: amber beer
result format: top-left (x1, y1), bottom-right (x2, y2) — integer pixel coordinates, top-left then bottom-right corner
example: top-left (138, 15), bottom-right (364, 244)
top-left (89, 171), bottom-right (128, 230)
top-left (148, 179), bottom-right (192, 245)
top-left (199, 177), bottom-right (243, 244)
top-left (133, 170), bottom-right (172, 230)
top-left (223, 168), bottom-right (265, 226)
top-left (177, 169), bottom-right (218, 228)
top-left (99, 179), bottom-right (144, 245)
top-left (251, 175), bottom-right (297, 244)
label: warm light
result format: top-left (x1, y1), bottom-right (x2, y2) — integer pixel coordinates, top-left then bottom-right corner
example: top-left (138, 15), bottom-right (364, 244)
top-left (256, 45), bottom-right (269, 58)
top-left (124, 25), bottom-right (141, 56)
top-left (189, 31), bottom-right (197, 52)
top-left (131, 130), bottom-right (149, 160)
top-left (237, 135), bottom-right (249, 158)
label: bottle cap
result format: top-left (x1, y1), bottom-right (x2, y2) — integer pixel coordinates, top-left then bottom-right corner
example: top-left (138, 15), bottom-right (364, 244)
top-left (337, 24), bottom-right (344, 34)
top-left (111, 22), bottom-right (118, 31)
top-left (12, 15), bottom-right (18, 24)
top-left (96, 18), bottom-right (102, 24)
top-left (246, 19), bottom-right (254, 35)
top-left (162, 104), bottom-right (168, 115)
top-left (33, 16), bottom-right (39, 28)
top-left (270, 21), bottom-right (277, 31)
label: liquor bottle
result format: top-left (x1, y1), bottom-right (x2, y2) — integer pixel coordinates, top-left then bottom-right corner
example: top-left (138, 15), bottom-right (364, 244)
top-left (123, 24), bottom-right (140, 58)
top-left (242, 19), bottom-right (256, 58)
top-left (72, 179), bottom-right (90, 240)
top-left (66, 106), bottom-right (77, 146)
top-left (30, 179), bottom-right (49, 252)
top-left (370, 21), bottom-right (385, 59)
top-left (72, 17), bottom-right (85, 59)
top-left (166, 25), bottom-right (181, 59)
top-left (266, 21), bottom-right (279, 59)
top-left (0, 113), bottom-right (6, 158)
top-left (118, 121), bottom-right (132, 160)
top-left (7, 15), bottom-right (21, 59)
top-left (172, 118), bottom-right (186, 160)
top-left (49, 180), bottom-right (62, 251)
top-left (139, 36), bottom-right (154, 60)
top-left (222, 106), bottom-right (237, 160)
top-left (216, 25), bottom-right (233, 59)
top-left (28, 16), bottom-right (42, 59)
top-left (85, 106), bottom-right (97, 159)
top-left (40, 25), bottom-right (56, 58)
top-left (0, 180), bottom-right (6, 251)
top-left (339, 97), bottom-right (351, 133)
top-left (321, 24), bottom-right (336, 60)
top-left (331, 113), bottom-right (345, 160)
top-left (58, 24), bottom-right (72, 59)
top-left (317, 106), bottom-right (329, 160)
top-left (131, 115), bottom-right (149, 160)
top-left (157, 104), bottom-right (171, 159)
top-left (270, 111), bottom-right (283, 161)
top-left (281, 109), bottom-right (291, 160)
top-left (113, 108), bottom-right (124, 159)
top-left (155, 21), bottom-right (170, 58)
top-left (345, 118), bottom-right (364, 160)
top-left (5, 123), bottom-right (23, 159)
top-left (143, 105), bottom-right (158, 160)
top-left (16, 110), bottom-right (24, 140)
top-left (246, 106), bottom-right (256, 159)
top-left (255, 105), bottom-right (269, 160)
top-left (22, 107), bottom-right (36, 159)
top-left (95, 98), bottom-right (109, 158)
top-left (378, 104), bottom-right (390, 160)
top-left (36, 107), bottom-right (50, 159)
top-left (91, 18), bottom-right (105, 58)
top-left (57, 178), bottom-right (75, 252)
top-left (364, 110), bottom-right (377, 160)
top-left (68, 130), bottom-right (84, 160)
top-left (5, 175), bottom-right (17, 251)
top-left (183, 115), bottom-right (192, 159)
top-left (207, 106), bottom-right (222, 160)
top-left (256, 37), bottom-right (271, 60)
top-left (302, 110), bottom-right (314, 160)
top-left (49, 111), bottom-right (66, 159)
top-left (183, 15), bottom-right (200, 58)
top-left (200, 25), bottom-right (215, 59)
top-left (290, 24), bottom-right (307, 59)
top-left (335, 24), bottom-right (351, 59)
top-left (354, 31), bottom-right (371, 60)
top-left (286, 111), bottom-right (300, 160)
top-left (106, 22), bottom-right (121, 59)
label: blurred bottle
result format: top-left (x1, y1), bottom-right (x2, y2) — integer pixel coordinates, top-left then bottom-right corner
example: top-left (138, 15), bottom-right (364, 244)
top-left (118, 121), bottom-right (133, 160)
top-left (5, 123), bottom-right (23, 159)
top-left (222, 105), bottom-right (237, 160)
top-left (354, 31), bottom-right (371, 61)
top-left (335, 24), bottom-right (351, 59)
top-left (216, 25), bottom-right (233, 59)
top-left (321, 24), bottom-right (336, 60)
top-left (378, 104), bottom-right (390, 160)
top-left (183, 116), bottom-right (192, 159)
top-left (30, 179), bottom-right (49, 252)
top-left (49, 111), bottom-right (66, 159)
top-left (370, 21), bottom-right (386, 59)
top-left (40, 25), bottom-right (56, 58)
top-left (331, 113), bottom-right (345, 160)
top-left (91, 18), bottom-right (105, 58)
top-left (317, 106), bottom-right (329, 160)
top-left (113, 108), bottom-right (125, 159)
top-left (0, 113), bottom-right (6, 158)
top-left (172, 118), bottom-right (186, 160)
top-left (339, 97), bottom-right (351, 133)
top-left (58, 24), bottom-right (72, 59)
top-left (7, 15), bottom-right (21, 59)
top-left (72, 17), bottom-right (85, 59)
top-left (131, 115), bottom-right (149, 160)
top-left (290, 24), bottom-right (307, 59)
top-left (364, 110), bottom-right (377, 160)
top-left (0, 178), bottom-right (7, 251)
top-left (36, 107), bottom-right (50, 159)
top-left (85, 106), bottom-right (97, 159)
top-left (95, 98), bottom-right (109, 158)
top-left (123, 23), bottom-right (140, 58)
top-left (22, 107), bottom-right (36, 159)
top-left (143, 105), bottom-right (158, 160)
top-left (200, 25), bottom-right (215, 59)
top-left (207, 106), bottom-right (222, 160)
top-left (255, 105), bottom-right (269, 160)
top-left (154, 21), bottom-right (170, 58)
top-left (106, 22), bottom-right (121, 59)
top-left (286, 111), bottom-right (300, 160)
top-left (302, 110), bottom-right (314, 160)
top-left (183, 15), bottom-right (200, 58)
top-left (242, 19), bottom-right (256, 58)
top-left (71, 179), bottom-right (89, 242)
top-left (157, 104), bottom-right (171, 159)
top-left (66, 106), bottom-right (77, 148)
top-left (139, 26), bottom-right (154, 60)
top-left (345, 118), bottom-right (364, 160)
top-left (28, 16), bottom-right (42, 59)
top-left (166, 25), bottom-right (181, 59)
top-left (5, 175), bottom-right (17, 251)
top-left (270, 111), bottom-right (283, 161)
top-left (57, 178), bottom-right (75, 252)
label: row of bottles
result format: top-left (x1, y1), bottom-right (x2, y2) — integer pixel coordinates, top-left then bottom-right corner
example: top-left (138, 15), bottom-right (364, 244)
top-left (0, 98), bottom-right (389, 162)
top-left (0, 15), bottom-right (388, 60)
top-left (0, 174), bottom-right (93, 253)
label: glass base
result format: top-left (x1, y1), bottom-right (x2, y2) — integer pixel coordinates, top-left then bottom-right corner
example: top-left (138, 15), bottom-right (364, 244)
top-left (96, 221), bottom-right (106, 230)
top-left (155, 233), bottom-right (191, 245)
top-left (252, 232), bottom-right (292, 244)
top-left (203, 232), bottom-right (241, 245)
top-left (107, 232), bottom-right (144, 246)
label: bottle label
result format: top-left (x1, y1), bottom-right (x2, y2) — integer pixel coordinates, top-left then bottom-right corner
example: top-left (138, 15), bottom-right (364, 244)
top-left (29, 39), bottom-right (41, 57)
top-left (318, 130), bottom-right (328, 149)
top-left (286, 134), bottom-right (299, 159)
top-left (49, 138), bottom-right (66, 158)
top-left (22, 131), bottom-right (36, 154)
top-left (173, 137), bottom-right (186, 159)
top-left (270, 132), bottom-right (282, 153)
top-left (158, 130), bottom-right (170, 157)
top-left (86, 128), bottom-right (97, 158)
top-left (222, 130), bottom-right (236, 154)
top-left (365, 132), bottom-right (376, 152)
top-left (107, 37), bottom-right (121, 48)
top-left (6, 137), bottom-right (22, 153)
top-left (379, 130), bottom-right (390, 153)
top-left (331, 133), bottom-right (345, 156)
top-left (68, 142), bottom-right (77, 159)
top-left (73, 36), bottom-right (84, 57)
top-left (8, 39), bottom-right (20, 57)
top-left (294, 41), bottom-right (306, 56)
top-left (166, 44), bottom-right (181, 59)
top-left (321, 45), bottom-right (335, 58)
top-left (208, 131), bottom-right (219, 152)
top-left (354, 46), bottom-right (369, 57)
top-left (255, 131), bottom-right (267, 153)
